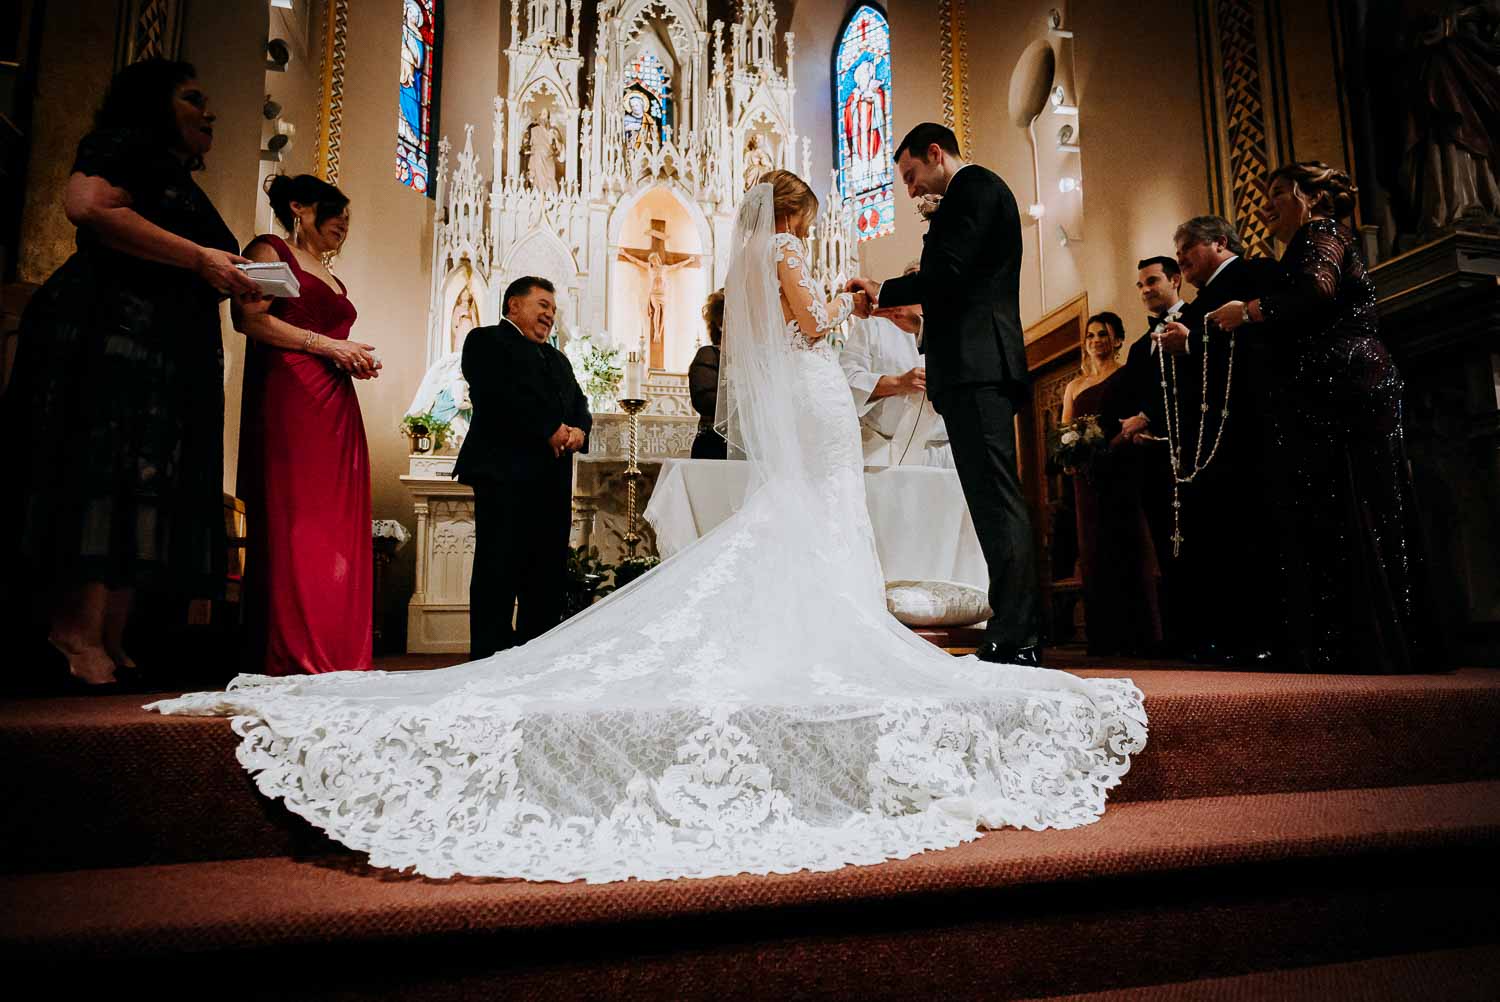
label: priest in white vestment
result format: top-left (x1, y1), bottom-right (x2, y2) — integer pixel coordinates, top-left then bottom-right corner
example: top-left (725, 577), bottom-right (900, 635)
top-left (840, 309), bottom-right (953, 469)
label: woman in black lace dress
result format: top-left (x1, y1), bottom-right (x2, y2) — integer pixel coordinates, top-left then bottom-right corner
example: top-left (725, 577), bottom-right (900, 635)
top-left (1206, 162), bottom-right (1434, 673)
top-left (1, 59), bottom-right (256, 687)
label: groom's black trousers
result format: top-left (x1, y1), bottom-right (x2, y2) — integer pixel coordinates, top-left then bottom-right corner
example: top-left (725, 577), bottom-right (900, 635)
top-left (935, 385), bottom-right (1040, 649)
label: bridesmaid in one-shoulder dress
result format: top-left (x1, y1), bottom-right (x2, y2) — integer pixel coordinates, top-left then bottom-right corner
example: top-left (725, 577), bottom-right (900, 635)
top-left (235, 175), bottom-right (378, 675)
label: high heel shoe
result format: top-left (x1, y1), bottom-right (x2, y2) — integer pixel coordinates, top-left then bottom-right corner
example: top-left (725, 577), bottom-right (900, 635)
top-left (45, 637), bottom-right (121, 693)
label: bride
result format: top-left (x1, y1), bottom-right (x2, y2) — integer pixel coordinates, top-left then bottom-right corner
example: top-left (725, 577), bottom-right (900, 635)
top-left (150, 171), bottom-right (1147, 883)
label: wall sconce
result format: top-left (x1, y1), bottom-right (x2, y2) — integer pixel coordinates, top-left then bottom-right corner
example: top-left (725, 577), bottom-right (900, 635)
top-left (1051, 86), bottom-right (1079, 116)
top-left (1047, 9), bottom-right (1074, 38)
top-left (1057, 225), bottom-right (1081, 248)
top-left (260, 121), bottom-right (295, 162)
top-left (1028, 203), bottom-right (1047, 220)
top-left (263, 96), bottom-right (282, 120)
top-left (1058, 176), bottom-right (1080, 194)
top-left (266, 38), bottom-right (291, 72)
top-left (1056, 124), bottom-right (1079, 154)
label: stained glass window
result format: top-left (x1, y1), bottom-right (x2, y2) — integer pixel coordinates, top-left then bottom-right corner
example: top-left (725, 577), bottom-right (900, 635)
top-left (622, 51), bottom-right (672, 151)
top-left (834, 5), bottom-right (894, 242)
top-left (397, 0), bottom-right (441, 195)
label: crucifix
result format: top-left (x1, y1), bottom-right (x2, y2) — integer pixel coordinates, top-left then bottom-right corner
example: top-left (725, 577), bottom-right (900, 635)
top-left (617, 219), bottom-right (701, 370)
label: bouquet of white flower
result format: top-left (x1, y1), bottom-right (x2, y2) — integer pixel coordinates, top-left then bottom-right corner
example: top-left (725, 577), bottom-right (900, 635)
top-left (564, 332), bottom-right (624, 409)
top-left (1047, 414), bottom-right (1107, 474)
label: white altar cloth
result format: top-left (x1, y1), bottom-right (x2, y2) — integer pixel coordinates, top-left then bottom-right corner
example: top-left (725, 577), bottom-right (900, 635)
top-left (644, 459), bottom-right (988, 588)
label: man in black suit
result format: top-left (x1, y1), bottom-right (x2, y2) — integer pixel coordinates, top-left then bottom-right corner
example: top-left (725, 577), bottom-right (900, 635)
top-left (848, 123), bottom-right (1041, 667)
top-left (454, 276), bottom-right (591, 658)
top-left (1133, 217), bottom-right (1282, 665)
top-left (1101, 256), bottom-right (1187, 654)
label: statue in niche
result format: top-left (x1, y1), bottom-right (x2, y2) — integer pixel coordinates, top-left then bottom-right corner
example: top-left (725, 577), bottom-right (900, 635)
top-left (1375, 1), bottom-right (1500, 242)
top-left (742, 133), bottom-right (774, 190)
top-left (617, 220), bottom-right (701, 370)
top-left (448, 280), bottom-right (481, 354)
top-left (521, 110), bottom-right (563, 193)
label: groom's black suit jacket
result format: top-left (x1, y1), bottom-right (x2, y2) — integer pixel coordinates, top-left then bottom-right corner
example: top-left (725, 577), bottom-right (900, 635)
top-left (453, 319), bottom-right (591, 489)
top-left (876, 165), bottom-right (1027, 405)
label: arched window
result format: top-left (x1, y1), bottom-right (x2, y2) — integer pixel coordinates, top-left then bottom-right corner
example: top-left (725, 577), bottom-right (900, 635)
top-left (397, 0), bottom-right (442, 195)
top-left (623, 50), bottom-right (673, 151)
top-left (834, 5), bottom-right (894, 242)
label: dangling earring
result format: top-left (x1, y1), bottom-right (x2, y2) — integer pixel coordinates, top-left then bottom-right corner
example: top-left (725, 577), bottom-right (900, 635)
top-left (292, 214), bottom-right (303, 246)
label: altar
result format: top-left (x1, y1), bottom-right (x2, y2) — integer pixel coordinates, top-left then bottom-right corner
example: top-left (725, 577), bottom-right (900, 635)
top-left (400, 0), bottom-right (862, 653)
top-left (645, 459), bottom-right (989, 588)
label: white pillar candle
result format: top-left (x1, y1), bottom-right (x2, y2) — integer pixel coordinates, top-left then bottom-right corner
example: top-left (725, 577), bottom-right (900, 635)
top-left (623, 351), bottom-right (642, 399)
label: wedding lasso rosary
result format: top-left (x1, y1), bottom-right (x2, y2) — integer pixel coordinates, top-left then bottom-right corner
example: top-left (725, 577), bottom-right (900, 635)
top-left (1156, 317), bottom-right (1236, 556)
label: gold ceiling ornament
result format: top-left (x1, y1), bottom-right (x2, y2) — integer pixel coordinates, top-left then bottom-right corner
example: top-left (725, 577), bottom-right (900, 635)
top-left (939, 0), bottom-right (971, 157)
top-left (314, 0), bottom-right (351, 185)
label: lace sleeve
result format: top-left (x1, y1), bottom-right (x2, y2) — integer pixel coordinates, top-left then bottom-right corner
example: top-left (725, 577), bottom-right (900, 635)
top-left (775, 236), bottom-right (854, 343)
top-left (1258, 218), bottom-right (1347, 323)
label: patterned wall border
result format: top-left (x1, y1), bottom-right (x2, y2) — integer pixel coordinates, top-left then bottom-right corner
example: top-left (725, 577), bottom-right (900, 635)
top-left (114, 0), bottom-right (185, 69)
top-left (315, 0), bottom-right (351, 185)
top-left (939, 0), bottom-right (970, 158)
top-left (1194, 0), bottom-right (1291, 259)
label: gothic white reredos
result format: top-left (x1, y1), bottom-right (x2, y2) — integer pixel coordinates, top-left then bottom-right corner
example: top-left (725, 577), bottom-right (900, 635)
top-left (423, 0), bottom-right (859, 423)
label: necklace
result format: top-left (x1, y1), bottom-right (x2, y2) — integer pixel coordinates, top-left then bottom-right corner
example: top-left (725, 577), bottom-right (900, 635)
top-left (1156, 319), bottom-right (1235, 556)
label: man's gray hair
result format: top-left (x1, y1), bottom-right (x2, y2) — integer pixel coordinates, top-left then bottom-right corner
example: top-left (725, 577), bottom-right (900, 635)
top-left (1173, 215), bottom-right (1246, 257)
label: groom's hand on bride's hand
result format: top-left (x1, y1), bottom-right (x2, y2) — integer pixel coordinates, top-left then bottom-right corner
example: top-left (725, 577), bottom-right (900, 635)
top-left (846, 276), bottom-right (880, 309)
top-left (875, 304), bottom-right (922, 335)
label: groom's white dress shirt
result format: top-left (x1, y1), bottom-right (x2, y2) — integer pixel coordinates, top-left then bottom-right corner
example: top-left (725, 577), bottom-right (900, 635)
top-left (840, 315), bottom-right (953, 468)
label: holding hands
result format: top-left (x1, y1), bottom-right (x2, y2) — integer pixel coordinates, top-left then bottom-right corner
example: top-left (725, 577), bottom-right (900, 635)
top-left (320, 337), bottom-right (382, 378)
top-left (846, 276), bottom-right (880, 318)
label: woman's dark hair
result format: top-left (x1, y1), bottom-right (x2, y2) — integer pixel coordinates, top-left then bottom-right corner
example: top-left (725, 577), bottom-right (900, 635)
top-left (1268, 161), bottom-right (1358, 220)
top-left (264, 174), bottom-right (351, 234)
top-left (94, 58), bottom-right (202, 168)
top-left (1086, 311), bottom-right (1125, 342)
top-left (702, 289), bottom-right (725, 347)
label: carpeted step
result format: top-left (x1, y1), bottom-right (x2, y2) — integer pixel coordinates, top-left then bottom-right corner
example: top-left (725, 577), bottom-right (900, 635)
top-left (3, 783), bottom-right (1497, 999)
top-left (3, 669), bottom-right (1497, 873)
top-left (1014, 945), bottom-right (1500, 1001)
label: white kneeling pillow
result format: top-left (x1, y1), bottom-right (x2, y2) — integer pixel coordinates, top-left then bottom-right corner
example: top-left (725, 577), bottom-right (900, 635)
top-left (885, 580), bottom-right (992, 628)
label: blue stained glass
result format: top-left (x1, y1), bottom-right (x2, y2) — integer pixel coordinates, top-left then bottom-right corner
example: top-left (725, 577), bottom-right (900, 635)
top-left (835, 6), bottom-right (894, 241)
top-left (397, 0), bottom-right (439, 194)
top-left (623, 51), bottom-right (672, 150)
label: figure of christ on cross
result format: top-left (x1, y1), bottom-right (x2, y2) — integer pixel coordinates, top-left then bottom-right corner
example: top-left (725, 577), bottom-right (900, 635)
top-left (617, 219), bottom-right (701, 370)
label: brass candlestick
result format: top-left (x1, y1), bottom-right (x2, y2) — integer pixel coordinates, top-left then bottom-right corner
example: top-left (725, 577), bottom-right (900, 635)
top-left (617, 396), bottom-right (648, 557)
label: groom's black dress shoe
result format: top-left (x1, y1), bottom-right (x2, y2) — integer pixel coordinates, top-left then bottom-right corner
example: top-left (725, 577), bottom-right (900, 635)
top-left (977, 642), bottom-right (1046, 668)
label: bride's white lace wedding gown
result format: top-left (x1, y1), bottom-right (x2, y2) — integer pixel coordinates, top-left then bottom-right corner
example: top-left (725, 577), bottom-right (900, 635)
top-left (149, 193), bottom-right (1147, 884)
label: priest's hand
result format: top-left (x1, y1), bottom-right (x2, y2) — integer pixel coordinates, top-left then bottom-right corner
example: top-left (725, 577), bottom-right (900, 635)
top-left (1156, 321), bottom-right (1190, 355)
top-left (875, 304), bottom-right (922, 335)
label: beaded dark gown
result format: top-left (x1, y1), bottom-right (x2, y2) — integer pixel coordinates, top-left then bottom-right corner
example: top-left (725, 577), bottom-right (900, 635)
top-left (2, 128), bottom-right (236, 593)
top-left (1256, 218), bottom-right (1434, 673)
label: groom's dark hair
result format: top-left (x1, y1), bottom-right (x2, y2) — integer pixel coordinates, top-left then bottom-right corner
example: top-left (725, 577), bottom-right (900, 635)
top-left (895, 123), bottom-right (960, 161)
top-left (1137, 255), bottom-right (1180, 278)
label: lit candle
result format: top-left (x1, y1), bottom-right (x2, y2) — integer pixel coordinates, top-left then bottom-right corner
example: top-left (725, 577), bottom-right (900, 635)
top-left (623, 350), bottom-right (642, 399)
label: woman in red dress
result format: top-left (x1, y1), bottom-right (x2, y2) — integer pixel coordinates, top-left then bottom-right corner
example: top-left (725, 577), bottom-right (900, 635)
top-left (233, 174), bottom-right (378, 674)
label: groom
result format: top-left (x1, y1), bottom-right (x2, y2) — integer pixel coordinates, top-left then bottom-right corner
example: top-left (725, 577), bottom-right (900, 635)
top-left (849, 123), bottom-right (1040, 666)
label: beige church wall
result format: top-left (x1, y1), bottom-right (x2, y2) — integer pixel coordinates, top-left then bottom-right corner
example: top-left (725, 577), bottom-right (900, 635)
top-left (16, 0), bottom-right (120, 286)
top-left (1278, 3), bottom-right (1350, 170)
top-left (961, 1), bottom-right (1210, 339)
top-left (439, 0), bottom-right (502, 166)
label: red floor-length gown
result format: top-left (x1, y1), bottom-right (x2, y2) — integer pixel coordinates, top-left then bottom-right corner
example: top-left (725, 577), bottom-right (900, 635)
top-left (239, 234), bottom-right (372, 675)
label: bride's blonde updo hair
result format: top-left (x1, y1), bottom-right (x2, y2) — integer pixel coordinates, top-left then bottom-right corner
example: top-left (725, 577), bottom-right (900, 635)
top-left (761, 169), bottom-right (819, 234)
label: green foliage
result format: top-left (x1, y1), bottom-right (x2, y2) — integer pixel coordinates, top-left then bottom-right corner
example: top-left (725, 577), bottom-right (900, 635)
top-left (613, 555), bottom-right (661, 590)
top-left (565, 544), bottom-right (616, 618)
top-left (401, 412), bottom-right (453, 448)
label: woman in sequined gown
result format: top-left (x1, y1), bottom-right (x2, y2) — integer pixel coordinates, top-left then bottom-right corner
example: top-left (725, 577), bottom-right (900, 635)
top-left (1206, 162), bottom-right (1435, 673)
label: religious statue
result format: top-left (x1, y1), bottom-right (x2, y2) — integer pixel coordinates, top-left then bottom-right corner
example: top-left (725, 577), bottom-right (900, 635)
top-left (617, 221), bottom-right (701, 370)
top-left (448, 280), bottom-right (481, 354)
top-left (1393, 1), bottom-right (1500, 239)
top-left (522, 111), bottom-right (563, 193)
top-left (742, 133), bottom-right (774, 190)
top-left (842, 59), bottom-right (889, 188)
